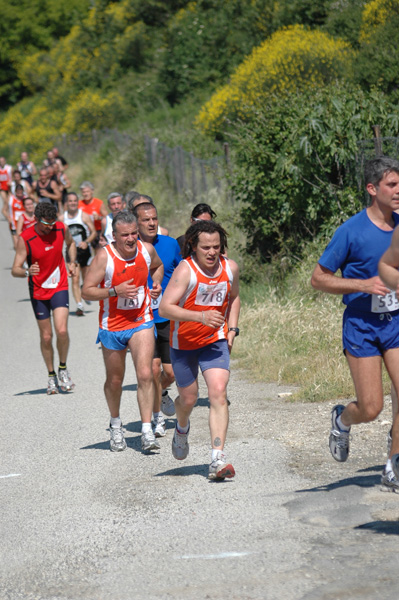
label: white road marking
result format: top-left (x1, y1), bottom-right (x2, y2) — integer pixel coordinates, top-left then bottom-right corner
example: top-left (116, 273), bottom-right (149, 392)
top-left (0, 474), bottom-right (21, 479)
top-left (178, 551), bottom-right (251, 560)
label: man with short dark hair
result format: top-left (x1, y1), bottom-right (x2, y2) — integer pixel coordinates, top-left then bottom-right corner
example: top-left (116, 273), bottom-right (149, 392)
top-left (82, 211), bottom-right (164, 454)
top-left (12, 202), bottom-right (77, 394)
top-left (311, 156), bottom-right (399, 492)
top-left (134, 201), bottom-right (182, 432)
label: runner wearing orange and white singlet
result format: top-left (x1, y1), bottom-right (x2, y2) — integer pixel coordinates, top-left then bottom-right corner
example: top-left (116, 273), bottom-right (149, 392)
top-left (78, 181), bottom-right (108, 253)
top-left (0, 156), bottom-right (12, 221)
top-left (159, 219), bottom-right (240, 480)
top-left (8, 185), bottom-right (26, 249)
top-left (16, 197), bottom-right (36, 239)
top-left (82, 210), bottom-right (164, 455)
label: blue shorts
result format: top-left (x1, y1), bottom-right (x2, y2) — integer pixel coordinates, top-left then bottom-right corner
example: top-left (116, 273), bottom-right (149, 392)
top-left (96, 322), bottom-right (154, 351)
top-left (170, 339), bottom-right (230, 388)
top-left (343, 307), bottom-right (399, 357)
top-left (31, 290), bottom-right (69, 320)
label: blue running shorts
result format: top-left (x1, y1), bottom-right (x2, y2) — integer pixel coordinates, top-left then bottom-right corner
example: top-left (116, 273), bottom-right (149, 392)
top-left (343, 307), bottom-right (399, 357)
top-left (170, 339), bottom-right (230, 388)
top-left (31, 289), bottom-right (69, 320)
top-left (97, 322), bottom-right (155, 351)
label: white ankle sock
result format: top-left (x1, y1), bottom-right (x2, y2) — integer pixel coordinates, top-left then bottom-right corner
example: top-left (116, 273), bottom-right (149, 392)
top-left (177, 422), bottom-right (189, 434)
top-left (142, 422), bottom-right (151, 434)
top-left (110, 416), bottom-right (122, 429)
top-left (336, 415), bottom-right (350, 431)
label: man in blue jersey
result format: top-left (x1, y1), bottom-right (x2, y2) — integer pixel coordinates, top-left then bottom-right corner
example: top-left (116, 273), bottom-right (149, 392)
top-left (134, 202), bottom-right (182, 435)
top-left (311, 156), bottom-right (399, 492)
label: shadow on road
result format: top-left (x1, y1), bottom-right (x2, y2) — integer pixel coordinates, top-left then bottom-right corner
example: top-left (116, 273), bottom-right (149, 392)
top-left (295, 471), bottom-right (383, 493)
top-left (355, 521), bottom-right (399, 535)
top-left (156, 463), bottom-right (209, 478)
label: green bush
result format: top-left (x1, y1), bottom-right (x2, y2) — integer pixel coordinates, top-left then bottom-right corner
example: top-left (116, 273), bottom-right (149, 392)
top-left (230, 82), bottom-right (399, 266)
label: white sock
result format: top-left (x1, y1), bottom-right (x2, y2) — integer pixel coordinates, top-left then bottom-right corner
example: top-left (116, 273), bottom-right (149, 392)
top-left (110, 416), bottom-right (122, 429)
top-left (212, 449), bottom-right (224, 461)
top-left (176, 421), bottom-right (189, 434)
top-left (336, 415), bottom-right (350, 431)
top-left (386, 459), bottom-right (393, 473)
top-left (142, 422), bottom-right (152, 434)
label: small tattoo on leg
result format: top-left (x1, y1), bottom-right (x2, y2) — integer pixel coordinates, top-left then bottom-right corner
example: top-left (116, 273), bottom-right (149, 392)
top-left (214, 437), bottom-right (221, 447)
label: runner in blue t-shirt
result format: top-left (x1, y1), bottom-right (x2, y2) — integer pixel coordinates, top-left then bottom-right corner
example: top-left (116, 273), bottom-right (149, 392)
top-left (311, 156), bottom-right (399, 492)
top-left (134, 202), bottom-right (182, 436)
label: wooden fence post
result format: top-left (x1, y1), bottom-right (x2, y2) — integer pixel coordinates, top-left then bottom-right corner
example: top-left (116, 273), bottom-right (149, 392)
top-left (372, 125), bottom-right (382, 157)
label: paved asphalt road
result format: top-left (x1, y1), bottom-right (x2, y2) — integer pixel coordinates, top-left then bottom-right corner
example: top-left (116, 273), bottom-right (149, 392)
top-left (1, 219), bottom-right (399, 600)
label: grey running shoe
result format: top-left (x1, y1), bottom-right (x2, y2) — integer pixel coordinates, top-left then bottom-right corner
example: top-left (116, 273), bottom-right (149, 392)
top-left (392, 454), bottom-right (399, 479)
top-left (380, 469), bottom-right (399, 493)
top-left (141, 430), bottom-right (161, 452)
top-left (152, 414), bottom-right (166, 438)
top-left (208, 451), bottom-right (235, 480)
top-left (58, 369), bottom-right (75, 392)
top-left (47, 375), bottom-right (59, 395)
top-left (161, 391), bottom-right (176, 417)
top-left (329, 404), bottom-right (350, 462)
top-left (172, 423), bottom-right (189, 460)
top-left (109, 425), bottom-right (127, 452)
top-left (387, 428), bottom-right (392, 457)
top-left (76, 302), bottom-right (84, 316)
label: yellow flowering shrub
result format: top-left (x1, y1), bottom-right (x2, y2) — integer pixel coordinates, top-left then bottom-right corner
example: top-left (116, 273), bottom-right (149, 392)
top-left (62, 90), bottom-right (124, 133)
top-left (196, 25), bottom-right (353, 135)
top-left (359, 0), bottom-right (389, 43)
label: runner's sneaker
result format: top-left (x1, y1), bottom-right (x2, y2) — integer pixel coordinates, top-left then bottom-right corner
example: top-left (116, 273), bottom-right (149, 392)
top-left (76, 302), bottom-right (84, 316)
top-left (208, 451), bottom-right (235, 480)
top-left (172, 423), bottom-right (189, 460)
top-left (161, 391), bottom-right (175, 417)
top-left (152, 414), bottom-right (166, 438)
top-left (141, 430), bottom-right (161, 452)
top-left (387, 428), bottom-right (392, 457)
top-left (392, 454), bottom-right (399, 479)
top-left (329, 404), bottom-right (350, 462)
top-left (58, 369), bottom-right (75, 392)
top-left (47, 375), bottom-right (59, 395)
top-left (380, 469), bottom-right (399, 493)
top-left (109, 425), bottom-right (127, 452)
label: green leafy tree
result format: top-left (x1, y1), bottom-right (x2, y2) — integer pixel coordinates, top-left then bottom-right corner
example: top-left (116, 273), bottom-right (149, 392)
top-left (230, 82), bottom-right (399, 268)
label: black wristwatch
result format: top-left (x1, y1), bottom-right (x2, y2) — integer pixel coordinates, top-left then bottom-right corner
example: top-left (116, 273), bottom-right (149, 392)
top-left (228, 327), bottom-right (240, 336)
top-left (109, 286), bottom-right (118, 297)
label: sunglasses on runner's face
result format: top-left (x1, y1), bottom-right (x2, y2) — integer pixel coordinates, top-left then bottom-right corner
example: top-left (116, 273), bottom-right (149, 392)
top-left (40, 219), bottom-right (56, 226)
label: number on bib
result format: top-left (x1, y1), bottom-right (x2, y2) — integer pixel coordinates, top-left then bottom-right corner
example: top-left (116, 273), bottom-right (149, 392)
top-left (371, 291), bottom-right (399, 313)
top-left (195, 282), bottom-right (227, 307)
top-left (116, 286), bottom-right (145, 310)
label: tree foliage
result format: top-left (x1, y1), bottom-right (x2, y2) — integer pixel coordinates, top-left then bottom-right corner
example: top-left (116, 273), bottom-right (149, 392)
top-left (231, 83), bottom-right (399, 269)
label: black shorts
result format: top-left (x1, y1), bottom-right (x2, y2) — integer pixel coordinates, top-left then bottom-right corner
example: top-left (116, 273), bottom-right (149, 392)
top-left (91, 231), bottom-right (101, 249)
top-left (153, 321), bottom-right (171, 363)
top-left (66, 247), bottom-right (91, 268)
top-left (31, 289), bottom-right (69, 320)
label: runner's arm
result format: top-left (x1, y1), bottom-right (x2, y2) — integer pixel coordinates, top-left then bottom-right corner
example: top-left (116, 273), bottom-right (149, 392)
top-left (379, 227), bottom-right (399, 292)
top-left (65, 226), bottom-right (77, 275)
top-left (311, 263), bottom-right (390, 296)
top-left (81, 212), bottom-right (97, 247)
top-left (11, 237), bottom-right (28, 277)
top-left (15, 214), bottom-right (24, 238)
top-left (226, 260), bottom-right (240, 351)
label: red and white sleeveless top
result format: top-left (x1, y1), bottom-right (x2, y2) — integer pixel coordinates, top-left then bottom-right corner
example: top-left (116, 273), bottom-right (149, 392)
top-left (99, 240), bottom-right (153, 331)
top-left (8, 195), bottom-right (24, 228)
top-left (0, 164), bottom-right (12, 190)
top-left (21, 222), bottom-right (68, 300)
top-left (170, 255), bottom-right (233, 350)
top-left (20, 213), bottom-right (35, 232)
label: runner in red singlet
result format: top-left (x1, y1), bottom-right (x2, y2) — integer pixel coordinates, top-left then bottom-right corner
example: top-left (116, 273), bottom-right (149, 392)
top-left (82, 210), bottom-right (164, 454)
top-left (11, 202), bottom-right (77, 395)
top-left (159, 220), bottom-right (240, 480)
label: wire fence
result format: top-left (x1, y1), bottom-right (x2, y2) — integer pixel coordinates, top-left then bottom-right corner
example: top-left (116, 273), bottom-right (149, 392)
top-left (54, 128), bottom-right (230, 202)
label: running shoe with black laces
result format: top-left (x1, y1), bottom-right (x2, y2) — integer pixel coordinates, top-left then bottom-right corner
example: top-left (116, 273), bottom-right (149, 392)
top-left (109, 424), bottom-right (127, 452)
top-left (172, 423), bottom-right (189, 460)
top-left (141, 430), bottom-right (161, 452)
top-left (47, 375), bottom-right (59, 395)
top-left (58, 369), bottom-right (75, 392)
top-left (152, 414), bottom-right (166, 438)
top-left (161, 391), bottom-right (176, 417)
top-left (329, 404), bottom-right (350, 462)
top-left (380, 469), bottom-right (399, 493)
top-left (208, 451), bottom-right (235, 480)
